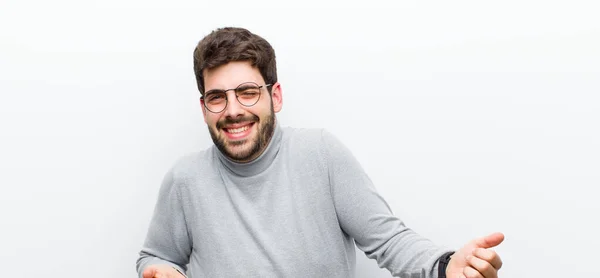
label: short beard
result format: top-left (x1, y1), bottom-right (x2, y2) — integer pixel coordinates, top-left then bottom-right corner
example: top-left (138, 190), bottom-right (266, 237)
top-left (209, 104), bottom-right (276, 162)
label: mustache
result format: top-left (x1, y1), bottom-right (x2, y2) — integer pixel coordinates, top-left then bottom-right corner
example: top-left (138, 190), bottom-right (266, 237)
top-left (216, 115), bottom-right (260, 129)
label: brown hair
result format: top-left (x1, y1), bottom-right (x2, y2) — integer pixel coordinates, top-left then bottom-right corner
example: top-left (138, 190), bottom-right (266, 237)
top-left (193, 27), bottom-right (277, 95)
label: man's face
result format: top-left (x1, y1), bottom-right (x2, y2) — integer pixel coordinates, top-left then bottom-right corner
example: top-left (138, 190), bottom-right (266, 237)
top-left (201, 61), bottom-right (283, 162)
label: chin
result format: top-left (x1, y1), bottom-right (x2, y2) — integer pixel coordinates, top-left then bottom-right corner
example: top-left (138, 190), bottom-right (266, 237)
top-left (224, 140), bottom-right (259, 161)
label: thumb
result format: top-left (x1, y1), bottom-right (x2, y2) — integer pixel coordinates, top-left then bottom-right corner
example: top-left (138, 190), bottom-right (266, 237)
top-left (142, 266), bottom-right (157, 278)
top-left (474, 232), bottom-right (505, 248)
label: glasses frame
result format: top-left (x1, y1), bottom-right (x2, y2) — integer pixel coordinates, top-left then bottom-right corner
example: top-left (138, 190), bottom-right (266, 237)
top-left (200, 82), bottom-right (273, 113)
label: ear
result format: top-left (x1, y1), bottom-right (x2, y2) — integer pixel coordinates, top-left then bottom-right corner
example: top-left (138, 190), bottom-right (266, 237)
top-left (200, 97), bottom-right (208, 123)
top-left (270, 82), bottom-right (283, 113)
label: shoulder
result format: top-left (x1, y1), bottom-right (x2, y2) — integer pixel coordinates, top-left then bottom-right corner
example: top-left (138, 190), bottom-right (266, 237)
top-left (166, 149), bottom-right (215, 185)
top-left (280, 125), bottom-right (339, 151)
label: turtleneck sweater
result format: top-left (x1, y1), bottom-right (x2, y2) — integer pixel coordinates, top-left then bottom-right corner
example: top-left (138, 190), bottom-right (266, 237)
top-left (136, 122), bottom-right (453, 278)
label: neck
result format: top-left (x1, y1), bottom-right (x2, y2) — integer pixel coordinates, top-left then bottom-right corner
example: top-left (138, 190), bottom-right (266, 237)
top-left (229, 118), bottom-right (277, 163)
top-left (215, 120), bottom-right (282, 176)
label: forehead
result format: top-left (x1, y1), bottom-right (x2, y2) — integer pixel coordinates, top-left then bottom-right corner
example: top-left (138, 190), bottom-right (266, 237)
top-left (203, 61), bottom-right (265, 90)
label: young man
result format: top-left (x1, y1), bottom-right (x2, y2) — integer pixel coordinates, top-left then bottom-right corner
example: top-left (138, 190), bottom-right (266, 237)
top-left (136, 27), bottom-right (504, 278)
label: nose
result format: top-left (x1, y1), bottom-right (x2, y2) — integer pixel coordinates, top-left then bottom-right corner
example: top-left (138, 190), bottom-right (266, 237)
top-left (223, 91), bottom-right (245, 119)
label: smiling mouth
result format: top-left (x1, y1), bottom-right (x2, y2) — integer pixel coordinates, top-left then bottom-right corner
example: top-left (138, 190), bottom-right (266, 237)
top-left (224, 125), bottom-right (251, 134)
top-left (222, 122), bottom-right (255, 140)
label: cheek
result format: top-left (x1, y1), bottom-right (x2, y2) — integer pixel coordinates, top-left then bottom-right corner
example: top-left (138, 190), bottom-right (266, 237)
top-left (251, 103), bottom-right (273, 117)
top-left (205, 114), bottom-right (220, 127)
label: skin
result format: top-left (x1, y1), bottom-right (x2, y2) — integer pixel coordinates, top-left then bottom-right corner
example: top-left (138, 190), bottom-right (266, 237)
top-left (201, 61), bottom-right (283, 162)
top-left (446, 232), bottom-right (505, 278)
top-left (142, 264), bottom-right (184, 278)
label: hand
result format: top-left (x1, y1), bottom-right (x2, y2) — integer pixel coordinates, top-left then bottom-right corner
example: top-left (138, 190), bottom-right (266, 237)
top-left (446, 232), bottom-right (504, 278)
top-left (142, 264), bottom-right (185, 278)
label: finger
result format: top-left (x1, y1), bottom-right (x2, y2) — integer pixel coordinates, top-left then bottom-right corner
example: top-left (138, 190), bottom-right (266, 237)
top-left (473, 248), bottom-right (503, 270)
top-left (463, 266), bottom-right (484, 278)
top-left (142, 267), bottom-right (157, 278)
top-left (467, 254), bottom-right (498, 278)
top-left (474, 232), bottom-right (505, 249)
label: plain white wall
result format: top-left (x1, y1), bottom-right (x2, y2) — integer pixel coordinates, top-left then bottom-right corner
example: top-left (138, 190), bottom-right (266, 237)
top-left (1, 1), bottom-right (599, 277)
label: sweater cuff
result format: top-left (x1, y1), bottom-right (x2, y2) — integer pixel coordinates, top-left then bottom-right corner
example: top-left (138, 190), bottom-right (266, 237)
top-left (438, 251), bottom-right (455, 278)
top-left (173, 266), bottom-right (187, 278)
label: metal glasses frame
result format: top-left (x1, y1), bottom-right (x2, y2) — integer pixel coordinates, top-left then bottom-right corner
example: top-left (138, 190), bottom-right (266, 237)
top-left (200, 82), bottom-right (273, 113)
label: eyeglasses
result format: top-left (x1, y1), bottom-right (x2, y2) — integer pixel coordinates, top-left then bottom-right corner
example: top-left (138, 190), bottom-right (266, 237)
top-left (200, 82), bottom-right (272, 113)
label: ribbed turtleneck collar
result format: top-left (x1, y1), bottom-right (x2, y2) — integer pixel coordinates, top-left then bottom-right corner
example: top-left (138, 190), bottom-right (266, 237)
top-left (214, 122), bottom-right (282, 177)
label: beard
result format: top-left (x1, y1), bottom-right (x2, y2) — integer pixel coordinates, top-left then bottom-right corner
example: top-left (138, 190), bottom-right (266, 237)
top-left (208, 104), bottom-right (276, 162)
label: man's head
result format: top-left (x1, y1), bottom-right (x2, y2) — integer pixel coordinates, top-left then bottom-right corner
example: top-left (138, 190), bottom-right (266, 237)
top-left (193, 27), bottom-right (282, 162)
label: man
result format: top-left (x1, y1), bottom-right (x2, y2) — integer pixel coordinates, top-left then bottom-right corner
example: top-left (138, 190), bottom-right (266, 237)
top-left (136, 27), bottom-right (504, 278)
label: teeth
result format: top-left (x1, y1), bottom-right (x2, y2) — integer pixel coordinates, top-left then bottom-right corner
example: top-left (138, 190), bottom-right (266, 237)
top-left (226, 125), bottom-right (250, 134)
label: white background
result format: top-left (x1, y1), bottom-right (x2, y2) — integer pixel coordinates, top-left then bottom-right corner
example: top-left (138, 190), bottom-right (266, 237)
top-left (1, 1), bottom-right (599, 277)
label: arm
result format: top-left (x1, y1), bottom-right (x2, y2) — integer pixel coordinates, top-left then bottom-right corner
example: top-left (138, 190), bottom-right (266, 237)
top-left (136, 168), bottom-right (192, 278)
top-left (321, 130), bottom-right (453, 278)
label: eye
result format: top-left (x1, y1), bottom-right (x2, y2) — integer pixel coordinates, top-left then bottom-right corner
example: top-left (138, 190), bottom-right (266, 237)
top-left (205, 92), bottom-right (225, 102)
top-left (236, 85), bottom-right (260, 95)
top-left (238, 91), bottom-right (259, 99)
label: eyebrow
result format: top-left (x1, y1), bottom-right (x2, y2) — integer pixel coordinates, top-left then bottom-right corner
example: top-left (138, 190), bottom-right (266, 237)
top-left (204, 89), bottom-right (226, 95)
top-left (236, 84), bottom-right (258, 90)
top-left (205, 83), bottom-right (260, 94)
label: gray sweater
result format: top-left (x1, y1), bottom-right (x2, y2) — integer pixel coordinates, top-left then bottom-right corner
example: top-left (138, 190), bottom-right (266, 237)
top-left (136, 123), bottom-right (453, 278)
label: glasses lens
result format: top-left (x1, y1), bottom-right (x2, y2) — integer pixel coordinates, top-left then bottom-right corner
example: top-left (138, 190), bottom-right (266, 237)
top-left (204, 91), bottom-right (227, 112)
top-left (235, 82), bottom-right (261, 107)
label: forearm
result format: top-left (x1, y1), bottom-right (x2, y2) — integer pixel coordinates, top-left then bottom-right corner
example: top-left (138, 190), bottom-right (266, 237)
top-left (362, 228), bottom-right (453, 277)
top-left (321, 129), bottom-right (453, 277)
top-left (136, 167), bottom-right (192, 277)
top-left (136, 251), bottom-right (188, 278)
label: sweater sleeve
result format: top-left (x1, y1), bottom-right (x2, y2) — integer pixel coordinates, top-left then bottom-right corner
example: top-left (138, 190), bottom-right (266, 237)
top-left (321, 129), bottom-right (453, 278)
top-left (135, 167), bottom-right (192, 278)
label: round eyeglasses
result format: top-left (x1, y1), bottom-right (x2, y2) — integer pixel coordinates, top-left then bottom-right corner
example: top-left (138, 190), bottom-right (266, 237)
top-left (200, 82), bottom-right (272, 113)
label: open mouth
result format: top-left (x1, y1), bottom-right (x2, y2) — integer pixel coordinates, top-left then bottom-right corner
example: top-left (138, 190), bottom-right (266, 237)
top-left (223, 122), bottom-right (255, 140)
